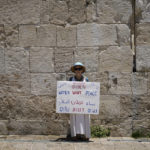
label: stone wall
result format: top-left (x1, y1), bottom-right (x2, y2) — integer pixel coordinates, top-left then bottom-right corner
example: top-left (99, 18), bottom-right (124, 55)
top-left (0, 0), bottom-right (149, 136)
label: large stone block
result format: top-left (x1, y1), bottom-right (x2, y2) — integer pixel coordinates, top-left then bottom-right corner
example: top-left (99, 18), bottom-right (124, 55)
top-left (133, 96), bottom-right (150, 120)
top-left (0, 94), bottom-right (17, 119)
top-left (36, 24), bottom-right (56, 47)
top-left (54, 48), bottom-right (74, 73)
top-left (4, 24), bottom-right (19, 47)
top-left (31, 73), bottom-right (65, 96)
top-left (0, 95), bottom-right (55, 120)
top-left (108, 72), bottom-right (132, 95)
top-left (132, 119), bottom-right (150, 135)
top-left (68, 0), bottom-right (86, 24)
top-left (40, 0), bottom-right (49, 23)
top-left (136, 23), bottom-right (150, 45)
top-left (19, 25), bottom-right (37, 47)
top-left (136, 0), bottom-right (150, 23)
top-left (86, 1), bottom-right (97, 23)
top-left (99, 46), bottom-right (133, 73)
top-left (0, 121), bottom-right (8, 135)
top-left (84, 72), bottom-right (109, 95)
top-left (91, 117), bottom-right (132, 137)
top-left (7, 119), bottom-right (68, 135)
top-left (0, 0), bottom-right (40, 24)
top-left (131, 72), bottom-right (148, 95)
top-left (120, 95), bottom-right (133, 119)
top-left (30, 47), bottom-right (54, 73)
top-left (49, 0), bottom-right (69, 25)
top-left (19, 24), bottom-right (56, 47)
top-left (96, 0), bottom-right (132, 23)
top-left (115, 24), bottom-right (131, 46)
top-left (0, 74), bottom-right (8, 97)
top-left (0, 47), bottom-right (5, 73)
top-left (0, 25), bottom-right (5, 47)
top-left (5, 47), bottom-right (29, 73)
top-left (0, 73), bottom-right (30, 96)
top-left (110, 118), bottom-right (132, 137)
top-left (77, 23), bottom-right (117, 46)
top-left (148, 72), bottom-right (150, 95)
top-left (75, 47), bottom-right (99, 72)
top-left (7, 120), bottom-right (49, 135)
top-left (136, 45), bottom-right (150, 71)
top-left (99, 95), bottom-right (120, 119)
top-left (57, 26), bottom-right (76, 47)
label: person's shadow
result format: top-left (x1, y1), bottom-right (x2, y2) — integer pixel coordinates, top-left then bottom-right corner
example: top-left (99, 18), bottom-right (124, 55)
top-left (55, 136), bottom-right (93, 142)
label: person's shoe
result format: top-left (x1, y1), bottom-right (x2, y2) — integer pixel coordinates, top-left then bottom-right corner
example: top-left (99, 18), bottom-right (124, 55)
top-left (71, 136), bottom-right (78, 141)
top-left (85, 138), bottom-right (89, 141)
top-left (81, 135), bottom-right (89, 141)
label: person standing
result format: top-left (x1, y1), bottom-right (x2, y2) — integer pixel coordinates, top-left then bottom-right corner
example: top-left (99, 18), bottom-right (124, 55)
top-left (69, 62), bottom-right (90, 141)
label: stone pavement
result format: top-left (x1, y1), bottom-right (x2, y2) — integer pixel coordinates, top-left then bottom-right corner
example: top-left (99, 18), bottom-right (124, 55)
top-left (0, 135), bottom-right (150, 150)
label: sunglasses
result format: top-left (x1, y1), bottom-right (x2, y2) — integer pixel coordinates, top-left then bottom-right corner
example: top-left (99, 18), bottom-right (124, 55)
top-left (74, 67), bottom-right (83, 71)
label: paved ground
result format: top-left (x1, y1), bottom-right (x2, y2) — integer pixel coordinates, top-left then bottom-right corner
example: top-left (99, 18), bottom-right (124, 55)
top-left (0, 135), bottom-right (150, 150)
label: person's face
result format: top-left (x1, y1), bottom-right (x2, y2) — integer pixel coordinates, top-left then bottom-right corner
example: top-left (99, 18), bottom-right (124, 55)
top-left (74, 66), bottom-right (83, 77)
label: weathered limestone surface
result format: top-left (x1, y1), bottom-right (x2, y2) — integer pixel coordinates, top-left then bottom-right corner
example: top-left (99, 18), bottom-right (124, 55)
top-left (77, 23), bottom-right (117, 46)
top-left (91, 117), bottom-right (133, 137)
top-left (131, 72), bottom-right (148, 95)
top-left (57, 26), bottom-right (76, 47)
top-left (0, 47), bottom-right (5, 73)
top-left (148, 72), bottom-right (150, 95)
top-left (4, 24), bottom-right (19, 47)
top-left (19, 24), bottom-right (56, 47)
top-left (40, 0), bottom-right (49, 23)
top-left (133, 96), bottom-right (150, 120)
top-left (0, 25), bottom-right (5, 47)
top-left (108, 72), bottom-right (132, 95)
top-left (0, 95), bottom-right (55, 120)
top-left (8, 120), bottom-right (50, 135)
top-left (132, 119), bottom-right (150, 134)
top-left (7, 120), bottom-right (69, 135)
top-left (86, 1), bottom-right (97, 22)
top-left (120, 95), bottom-right (133, 119)
top-left (19, 25), bottom-right (37, 47)
top-left (136, 45), bottom-right (150, 71)
top-left (31, 73), bottom-right (65, 96)
top-left (68, 0), bottom-right (86, 24)
top-left (115, 24), bottom-right (131, 46)
top-left (75, 47), bottom-right (99, 72)
top-left (99, 46), bottom-right (133, 72)
top-left (30, 47), bottom-right (54, 73)
top-left (5, 47), bottom-right (29, 73)
top-left (96, 0), bottom-right (132, 23)
top-left (99, 95), bottom-right (120, 119)
top-left (136, 0), bottom-right (150, 23)
top-left (0, 73), bottom-right (30, 96)
top-left (49, 0), bottom-right (69, 25)
top-left (110, 118), bottom-right (133, 137)
top-left (0, 121), bottom-right (8, 135)
top-left (133, 95), bottom-right (150, 134)
top-left (136, 23), bottom-right (150, 45)
top-left (0, 0), bottom-right (40, 24)
top-left (84, 72), bottom-right (109, 95)
top-left (54, 48), bottom-right (74, 73)
top-left (0, 0), bottom-right (150, 136)
top-left (36, 24), bottom-right (56, 47)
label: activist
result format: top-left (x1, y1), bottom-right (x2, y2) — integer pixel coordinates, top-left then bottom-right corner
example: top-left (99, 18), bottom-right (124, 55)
top-left (68, 62), bottom-right (90, 141)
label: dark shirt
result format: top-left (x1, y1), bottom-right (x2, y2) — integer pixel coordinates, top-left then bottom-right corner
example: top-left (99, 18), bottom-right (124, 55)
top-left (69, 76), bottom-right (89, 82)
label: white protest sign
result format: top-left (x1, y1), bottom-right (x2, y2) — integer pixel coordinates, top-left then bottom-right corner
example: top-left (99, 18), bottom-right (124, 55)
top-left (56, 81), bottom-right (100, 115)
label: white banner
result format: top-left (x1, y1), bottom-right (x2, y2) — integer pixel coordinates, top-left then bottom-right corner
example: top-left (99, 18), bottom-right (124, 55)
top-left (56, 81), bottom-right (100, 115)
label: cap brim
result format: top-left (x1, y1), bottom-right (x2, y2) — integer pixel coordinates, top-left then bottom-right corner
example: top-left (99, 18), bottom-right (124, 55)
top-left (71, 66), bottom-right (85, 73)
